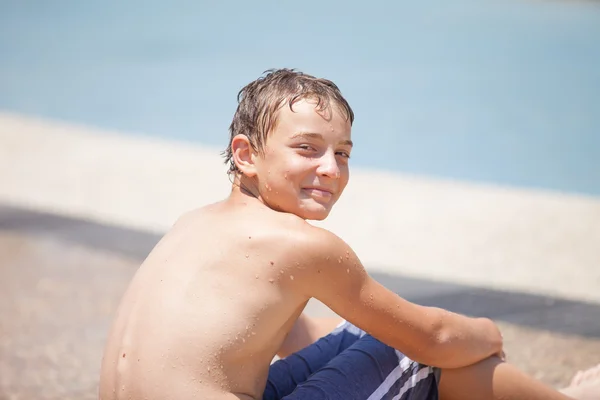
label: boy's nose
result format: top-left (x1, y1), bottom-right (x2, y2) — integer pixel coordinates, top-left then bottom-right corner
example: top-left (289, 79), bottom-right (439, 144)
top-left (316, 152), bottom-right (341, 178)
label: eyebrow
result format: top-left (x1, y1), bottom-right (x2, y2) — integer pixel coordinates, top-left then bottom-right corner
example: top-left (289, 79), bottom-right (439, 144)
top-left (290, 132), bottom-right (353, 147)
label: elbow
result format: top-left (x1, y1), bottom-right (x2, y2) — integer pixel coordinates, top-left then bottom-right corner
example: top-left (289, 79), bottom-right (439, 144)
top-left (416, 309), bottom-right (460, 369)
top-left (412, 328), bottom-right (457, 369)
top-left (426, 313), bottom-right (483, 369)
top-left (401, 334), bottom-right (448, 369)
top-left (392, 309), bottom-right (447, 368)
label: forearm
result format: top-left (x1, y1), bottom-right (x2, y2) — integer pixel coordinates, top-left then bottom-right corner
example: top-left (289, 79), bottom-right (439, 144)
top-left (429, 307), bottom-right (503, 369)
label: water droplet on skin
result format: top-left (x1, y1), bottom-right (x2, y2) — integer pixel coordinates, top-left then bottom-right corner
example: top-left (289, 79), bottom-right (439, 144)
top-left (242, 338), bottom-right (246, 343)
top-left (290, 275), bottom-right (294, 280)
top-left (338, 257), bottom-right (343, 263)
top-left (255, 274), bottom-right (259, 279)
top-left (252, 331), bottom-right (256, 335)
top-left (207, 366), bottom-right (211, 372)
top-left (245, 254), bottom-right (249, 258)
top-left (269, 278), bottom-right (274, 283)
top-left (280, 270), bottom-right (284, 274)
top-left (317, 269), bottom-right (321, 273)
top-left (284, 173), bottom-right (288, 179)
top-left (346, 268), bottom-right (349, 273)
top-left (370, 294), bottom-right (374, 300)
top-left (346, 251), bottom-right (350, 259)
top-left (270, 261), bottom-right (275, 266)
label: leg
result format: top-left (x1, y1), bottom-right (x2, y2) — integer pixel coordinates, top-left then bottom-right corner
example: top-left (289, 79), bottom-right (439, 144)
top-left (439, 356), bottom-right (573, 400)
top-left (264, 321), bottom-right (365, 400)
top-left (277, 314), bottom-right (345, 358)
top-left (280, 332), bottom-right (439, 399)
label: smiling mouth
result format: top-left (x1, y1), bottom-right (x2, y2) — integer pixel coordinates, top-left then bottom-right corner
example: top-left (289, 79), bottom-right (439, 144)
top-left (303, 188), bottom-right (334, 199)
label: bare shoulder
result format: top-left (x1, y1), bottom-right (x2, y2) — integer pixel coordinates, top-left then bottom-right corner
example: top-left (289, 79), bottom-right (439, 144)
top-left (264, 215), bottom-right (363, 293)
top-left (271, 213), bottom-right (352, 260)
top-left (234, 209), bottom-right (353, 270)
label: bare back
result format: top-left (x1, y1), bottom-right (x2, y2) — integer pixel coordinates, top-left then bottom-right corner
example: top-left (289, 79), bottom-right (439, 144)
top-left (99, 200), bottom-right (313, 400)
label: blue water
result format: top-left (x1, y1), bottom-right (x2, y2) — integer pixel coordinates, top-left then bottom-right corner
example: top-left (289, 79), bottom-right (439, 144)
top-left (1, 0), bottom-right (599, 195)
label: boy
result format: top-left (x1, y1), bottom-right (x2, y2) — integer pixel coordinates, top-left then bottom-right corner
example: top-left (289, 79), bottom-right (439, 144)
top-left (99, 68), bottom-right (599, 399)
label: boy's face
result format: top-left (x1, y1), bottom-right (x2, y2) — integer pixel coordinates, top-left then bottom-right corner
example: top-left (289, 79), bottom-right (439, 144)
top-left (253, 98), bottom-right (352, 220)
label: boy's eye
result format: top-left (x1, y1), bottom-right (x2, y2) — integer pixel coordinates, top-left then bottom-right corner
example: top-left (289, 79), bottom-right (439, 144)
top-left (298, 144), bottom-right (315, 151)
top-left (336, 151), bottom-right (351, 159)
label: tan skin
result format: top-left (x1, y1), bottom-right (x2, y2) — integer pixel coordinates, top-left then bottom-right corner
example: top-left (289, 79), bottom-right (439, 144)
top-left (99, 99), bottom-right (583, 399)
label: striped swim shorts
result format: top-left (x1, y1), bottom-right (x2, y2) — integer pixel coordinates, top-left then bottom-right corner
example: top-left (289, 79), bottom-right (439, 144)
top-left (263, 321), bottom-right (440, 400)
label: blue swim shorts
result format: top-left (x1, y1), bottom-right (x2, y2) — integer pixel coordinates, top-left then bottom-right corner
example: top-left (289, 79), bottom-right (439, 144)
top-left (264, 321), bottom-right (440, 400)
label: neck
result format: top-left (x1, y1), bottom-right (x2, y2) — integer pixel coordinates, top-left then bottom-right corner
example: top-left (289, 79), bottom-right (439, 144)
top-left (230, 173), bottom-right (261, 201)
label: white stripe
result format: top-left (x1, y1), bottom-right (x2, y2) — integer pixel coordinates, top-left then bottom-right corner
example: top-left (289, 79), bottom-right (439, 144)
top-left (392, 366), bottom-right (435, 400)
top-left (366, 351), bottom-right (413, 400)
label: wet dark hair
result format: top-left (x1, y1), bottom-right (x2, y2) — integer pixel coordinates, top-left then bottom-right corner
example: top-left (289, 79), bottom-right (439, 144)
top-left (223, 68), bottom-right (354, 175)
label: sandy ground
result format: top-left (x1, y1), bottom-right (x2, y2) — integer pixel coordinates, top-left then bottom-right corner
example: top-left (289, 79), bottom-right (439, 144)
top-left (1, 112), bottom-right (600, 399)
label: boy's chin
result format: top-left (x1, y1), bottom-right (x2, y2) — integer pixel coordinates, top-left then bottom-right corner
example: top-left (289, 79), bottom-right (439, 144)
top-left (296, 204), bottom-right (333, 221)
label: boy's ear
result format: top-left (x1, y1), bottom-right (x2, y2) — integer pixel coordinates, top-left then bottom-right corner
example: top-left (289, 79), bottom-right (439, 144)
top-left (231, 134), bottom-right (258, 177)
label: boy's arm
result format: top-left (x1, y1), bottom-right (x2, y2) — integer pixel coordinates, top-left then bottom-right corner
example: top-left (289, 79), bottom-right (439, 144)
top-left (292, 227), bottom-right (503, 370)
